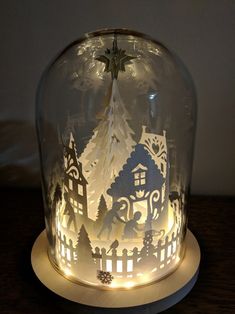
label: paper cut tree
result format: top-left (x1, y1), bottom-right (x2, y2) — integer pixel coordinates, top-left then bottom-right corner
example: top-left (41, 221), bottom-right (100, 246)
top-left (79, 79), bottom-right (136, 218)
top-left (75, 224), bottom-right (96, 275)
top-left (95, 194), bottom-right (108, 227)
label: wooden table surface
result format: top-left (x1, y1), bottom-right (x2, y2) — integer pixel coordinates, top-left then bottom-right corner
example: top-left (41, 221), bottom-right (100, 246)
top-left (1, 188), bottom-right (234, 314)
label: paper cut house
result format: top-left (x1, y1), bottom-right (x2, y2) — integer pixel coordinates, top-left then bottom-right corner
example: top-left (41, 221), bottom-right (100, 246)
top-left (107, 127), bottom-right (169, 226)
top-left (63, 133), bottom-right (88, 231)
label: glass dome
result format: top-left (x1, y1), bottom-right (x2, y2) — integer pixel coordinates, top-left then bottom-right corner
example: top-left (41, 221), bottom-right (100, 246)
top-left (36, 29), bottom-right (196, 289)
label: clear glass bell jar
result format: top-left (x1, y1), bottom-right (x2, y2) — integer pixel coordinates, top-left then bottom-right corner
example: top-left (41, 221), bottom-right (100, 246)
top-left (36, 29), bottom-right (196, 289)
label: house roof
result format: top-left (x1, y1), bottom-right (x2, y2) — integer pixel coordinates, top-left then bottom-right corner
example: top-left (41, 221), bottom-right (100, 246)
top-left (107, 143), bottom-right (164, 198)
top-left (139, 126), bottom-right (167, 178)
top-left (64, 132), bottom-right (87, 184)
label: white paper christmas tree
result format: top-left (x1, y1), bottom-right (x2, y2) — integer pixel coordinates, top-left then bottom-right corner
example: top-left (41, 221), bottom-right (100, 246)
top-left (79, 79), bottom-right (136, 219)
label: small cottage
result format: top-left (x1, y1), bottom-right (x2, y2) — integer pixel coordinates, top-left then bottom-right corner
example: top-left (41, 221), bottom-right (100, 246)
top-left (107, 127), bottom-right (169, 226)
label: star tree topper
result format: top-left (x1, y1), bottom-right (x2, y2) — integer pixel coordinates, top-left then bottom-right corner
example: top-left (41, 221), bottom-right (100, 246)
top-left (96, 34), bottom-right (136, 80)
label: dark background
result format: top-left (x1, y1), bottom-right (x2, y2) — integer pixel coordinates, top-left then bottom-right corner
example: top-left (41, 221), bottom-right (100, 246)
top-left (0, 1), bottom-right (235, 313)
top-left (0, 0), bottom-right (235, 194)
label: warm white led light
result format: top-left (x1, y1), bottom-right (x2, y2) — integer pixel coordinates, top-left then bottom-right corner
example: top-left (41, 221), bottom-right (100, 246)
top-left (125, 281), bottom-right (135, 289)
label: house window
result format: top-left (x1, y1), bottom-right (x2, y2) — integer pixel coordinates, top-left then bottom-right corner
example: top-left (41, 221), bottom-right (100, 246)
top-left (70, 198), bottom-right (77, 207)
top-left (69, 179), bottom-right (73, 190)
top-left (78, 184), bottom-right (83, 196)
top-left (134, 171), bottom-right (146, 186)
top-left (78, 202), bottom-right (83, 210)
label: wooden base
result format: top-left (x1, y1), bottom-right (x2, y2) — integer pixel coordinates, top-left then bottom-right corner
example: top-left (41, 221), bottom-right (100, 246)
top-left (31, 229), bottom-right (200, 313)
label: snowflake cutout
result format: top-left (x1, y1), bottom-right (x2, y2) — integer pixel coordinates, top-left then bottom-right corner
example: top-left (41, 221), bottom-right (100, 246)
top-left (97, 270), bottom-right (114, 285)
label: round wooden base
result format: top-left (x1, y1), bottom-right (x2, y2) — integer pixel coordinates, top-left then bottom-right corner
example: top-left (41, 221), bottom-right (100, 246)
top-left (31, 229), bottom-right (200, 313)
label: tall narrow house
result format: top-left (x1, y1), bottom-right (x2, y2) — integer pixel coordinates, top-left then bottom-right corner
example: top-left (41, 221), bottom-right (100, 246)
top-left (63, 133), bottom-right (88, 231)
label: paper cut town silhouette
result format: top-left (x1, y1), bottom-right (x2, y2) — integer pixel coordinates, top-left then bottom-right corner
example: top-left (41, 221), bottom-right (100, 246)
top-left (46, 122), bottom-right (183, 288)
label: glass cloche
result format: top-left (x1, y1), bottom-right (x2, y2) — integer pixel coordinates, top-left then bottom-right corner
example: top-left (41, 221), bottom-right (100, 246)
top-left (36, 29), bottom-right (196, 289)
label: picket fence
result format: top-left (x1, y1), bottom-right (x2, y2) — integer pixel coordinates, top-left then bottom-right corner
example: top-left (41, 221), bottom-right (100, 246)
top-left (56, 230), bottom-right (181, 277)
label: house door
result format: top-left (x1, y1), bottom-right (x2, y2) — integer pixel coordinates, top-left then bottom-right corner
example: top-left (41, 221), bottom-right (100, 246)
top-left (133, 199), bottom-right (148, 224)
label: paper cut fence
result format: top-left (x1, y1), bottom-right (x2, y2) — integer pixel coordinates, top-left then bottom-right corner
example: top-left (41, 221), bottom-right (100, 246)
top-left (56, 230), bottom-right (181, 278)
